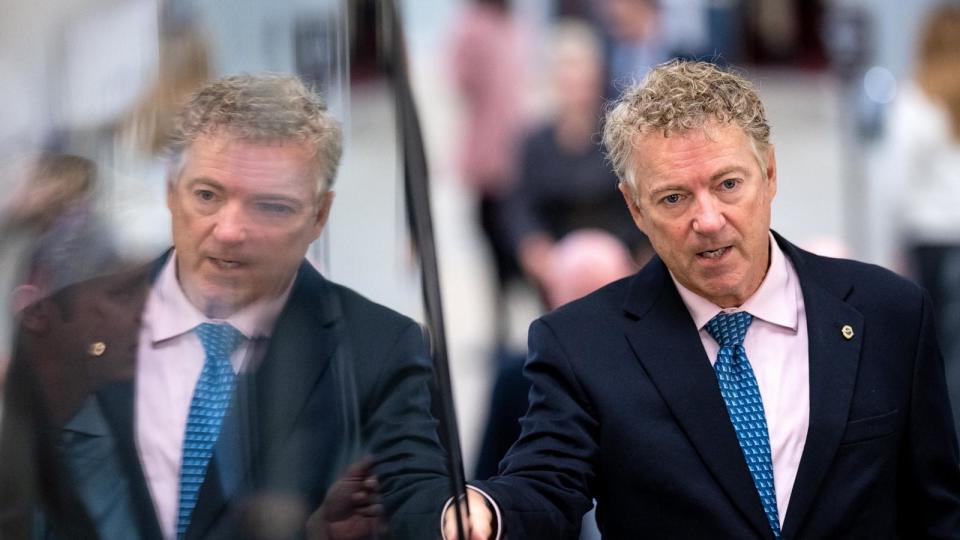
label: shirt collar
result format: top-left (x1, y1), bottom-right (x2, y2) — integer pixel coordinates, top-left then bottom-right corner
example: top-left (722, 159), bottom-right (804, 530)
top-left (671, 232), bottom-right (800, 332)
top-left (146, 250), bottom-right (294, 344)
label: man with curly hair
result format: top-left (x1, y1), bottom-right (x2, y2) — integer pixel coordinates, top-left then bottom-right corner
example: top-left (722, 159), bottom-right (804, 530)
top-left (0, 74), bottom-right (449, 540)
top-left (445, 60), bottom-right (960, 539)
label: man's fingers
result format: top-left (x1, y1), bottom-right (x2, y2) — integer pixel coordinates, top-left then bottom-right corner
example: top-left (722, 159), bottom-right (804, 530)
top-left (343, 456), bottom-right (375, 479)
top-left (442, 516), bottom-right (458, 540)
top-left (441, 505), bottom-right (460, 539)
top-left (470, 518), bottom-right (492, 540)
top-left (443, 518), bottom-right (492, 540)
top-left (349, 479), bottom-right (380, 507)
top-left (355, 502), bottom-right (383, 518)
top-left (442, 494), bottom-right (494, 540)
top-left (316, 458), bottom-right (384, 536)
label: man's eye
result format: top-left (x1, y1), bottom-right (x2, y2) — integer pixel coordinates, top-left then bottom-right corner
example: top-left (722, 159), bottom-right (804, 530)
top-left (720, 179), bottom-right (739, 190)
top-left (257, 202), bottom-right (294, 214)
top-left (195, 190), bottom-right (216, 202)
top-left (662, 194), bottom-right (683, 205)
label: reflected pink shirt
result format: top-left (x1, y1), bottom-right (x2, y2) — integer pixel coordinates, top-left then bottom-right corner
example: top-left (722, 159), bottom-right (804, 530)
top-left (671, 233), bottom-right (809, 525)
top-left (135, 252), bottom-right (293, 540)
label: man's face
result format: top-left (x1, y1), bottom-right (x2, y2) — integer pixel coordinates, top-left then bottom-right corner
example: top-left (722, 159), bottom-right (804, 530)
top-left (167, 134), bottom-right (333, 317)
top-left (620, 122), bottom-right (777, 308)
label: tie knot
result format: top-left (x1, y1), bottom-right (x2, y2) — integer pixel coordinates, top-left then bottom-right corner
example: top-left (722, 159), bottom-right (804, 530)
top-left (705, 311), bottom-right (753, 347)
top-left (196, 322), bottom-right (245, 359)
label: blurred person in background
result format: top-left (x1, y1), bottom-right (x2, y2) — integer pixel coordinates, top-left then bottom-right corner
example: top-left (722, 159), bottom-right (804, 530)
top-left (597, 0), bottom-right (671, 100)
top-left (885, 3), bottom-right (960, 435)
top-left (470, 229), bottom-right (632, 539)
top-left (109, 18), bottom-right (212, 259)
top-left (0, 73), bottom-right (449, 540)
top-left (2, 154), bottom-right (117, 304)
top-left (540, 229), bottom-right (635, 310)
top-left (447, 60), bottom-right (960, 539)
top-left (472, 24), bottom-right (649, 535)
top-left (451, 0), bottom-right (529, 346)
top-left (742, 0), bottom-right (827, 68)
top-left (471, 19), bottom-right (646, 487)
top-left (475, 20), bottom-right (649, 478)
top-left (472, 226), bottom-right (634, 480)
top-left (505, 20), bottom-right (649, 304)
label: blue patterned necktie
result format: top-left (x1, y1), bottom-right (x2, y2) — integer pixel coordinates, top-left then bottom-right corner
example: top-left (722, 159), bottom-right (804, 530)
top-left (176, 322), bottom-right (244, 538)
top-left (706, 311), bottom-right (781, 539)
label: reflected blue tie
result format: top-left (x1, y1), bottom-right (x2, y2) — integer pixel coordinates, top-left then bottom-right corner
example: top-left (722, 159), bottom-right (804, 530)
top-left (706, 312), bottom-right (781, 539)
top-left (176, 322), bottom-right (244, 538)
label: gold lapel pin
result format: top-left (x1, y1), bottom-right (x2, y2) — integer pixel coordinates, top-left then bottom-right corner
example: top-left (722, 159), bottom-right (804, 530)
top-left (87, 341), bottom-right (107, 357)
top-left (841, 325), bottom-right (854, 340)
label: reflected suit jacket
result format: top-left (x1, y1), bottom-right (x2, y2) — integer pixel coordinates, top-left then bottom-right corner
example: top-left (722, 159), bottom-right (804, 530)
top-left (0, 252), bottom-right (449, 540)
top-left (474, 232), bottom-right (960, 539)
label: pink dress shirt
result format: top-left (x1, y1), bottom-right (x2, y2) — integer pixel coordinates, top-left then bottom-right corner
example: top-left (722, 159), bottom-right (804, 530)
top-left (671, 233), bottom-right (809, 525)
top-left (135, 252), bottom-right (293, 540)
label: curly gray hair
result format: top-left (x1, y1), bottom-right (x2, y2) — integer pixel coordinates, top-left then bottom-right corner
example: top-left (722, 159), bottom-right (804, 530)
top-left (166, 73), bottom-right (343, 191)
top-left (603, 60), bottom-right (770, 194)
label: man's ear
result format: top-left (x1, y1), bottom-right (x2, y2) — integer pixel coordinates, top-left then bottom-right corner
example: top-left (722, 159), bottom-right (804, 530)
top-left (166, 174), bottom-right (178, 212)
top-left (618, 182), bottom-right (646, 233)
top-left (16, 287), bottom-right (49, 334)
top-left (764, 145), bottom-right (778, 200)
top-left (314, 191), bottom-right (335, 233)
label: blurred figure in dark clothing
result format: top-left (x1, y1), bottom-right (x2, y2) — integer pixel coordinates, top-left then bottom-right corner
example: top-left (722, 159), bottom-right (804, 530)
top-left (506, 21), bottom-right (649, 299)
top-left (743, 0), bottom-right (827, 68)
top-left (475, 22), bottom-right (647, 488)
top-left (451, 0), bottom-right (529, 344)
top-left (473, 229), bottom-right (634, 480)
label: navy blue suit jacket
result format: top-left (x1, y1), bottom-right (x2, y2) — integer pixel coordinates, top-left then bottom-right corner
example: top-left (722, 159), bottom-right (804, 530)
top-left (475, 233), bottom-right (960, 539)
top-left (0, 254), bottom-right (449, 539)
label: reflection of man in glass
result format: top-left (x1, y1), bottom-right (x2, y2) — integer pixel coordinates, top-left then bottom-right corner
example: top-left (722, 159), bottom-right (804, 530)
top-left (0, 74), bottom-right (448, 540)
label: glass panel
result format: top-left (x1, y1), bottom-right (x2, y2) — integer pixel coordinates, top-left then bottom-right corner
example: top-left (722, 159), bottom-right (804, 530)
top-left (0, 1), bottom-right (463, 538)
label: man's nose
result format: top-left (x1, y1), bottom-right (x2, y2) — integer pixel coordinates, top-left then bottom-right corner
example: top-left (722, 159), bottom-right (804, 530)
top-left (691, 195), bottom-right (726, 234)
top-left (212, 203), bottom-right (248, 244)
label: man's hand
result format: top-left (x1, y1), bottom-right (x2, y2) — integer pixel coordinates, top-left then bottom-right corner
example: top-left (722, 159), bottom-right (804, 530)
top-left (307, 457), bottom-right (385, 540)
top-left (442, 489), bottom-right (495, 540)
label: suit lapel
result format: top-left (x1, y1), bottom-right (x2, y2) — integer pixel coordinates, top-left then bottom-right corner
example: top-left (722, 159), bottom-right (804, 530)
top-left (97, 381), bottom-right (165, 540)
top-left (187, 262), bottom-right (340, 539)
top-left (87, 262), bottom-right (164, 540)
top-left (777, 238), bottom-right (863, 539)
top-left (623, 259), bottom-right (773, 539)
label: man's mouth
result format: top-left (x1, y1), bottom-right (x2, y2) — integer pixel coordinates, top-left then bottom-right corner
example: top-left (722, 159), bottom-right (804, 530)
top-left (207, 256), bottom-right (244, 270)
top-left (697, 246), bottom-right (730, 260)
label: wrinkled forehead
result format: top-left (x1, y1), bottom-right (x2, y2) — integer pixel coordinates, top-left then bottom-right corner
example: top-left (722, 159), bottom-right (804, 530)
top-left (182, 129), bottom-right (320, 159)
top-left (631, 121), bottom-right (767, 164)
top-left (170, 132), bottom-right (325, 191)
top-left (626, 122), bottom-right (769, 189)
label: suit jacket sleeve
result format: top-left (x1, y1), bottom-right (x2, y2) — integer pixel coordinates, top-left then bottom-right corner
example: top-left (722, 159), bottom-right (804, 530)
top-left (358, 319), bottom-right (452, 538)
top-left (473, 318), bottom-right (597, 539)
top-left (897, 291), bottom-right (960, 537)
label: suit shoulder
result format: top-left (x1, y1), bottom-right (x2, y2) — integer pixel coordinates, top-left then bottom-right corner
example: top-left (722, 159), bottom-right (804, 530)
top-left (540, 274), bottom-right (634, 329)
top-left (326, 281), bottom-right (420, 334)
top-left (814, 253), bottom-right (919, 293)
top-left (804, 252), bottom-right (925, 313)
top-left (23, 261), bottom-right (151, 317)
